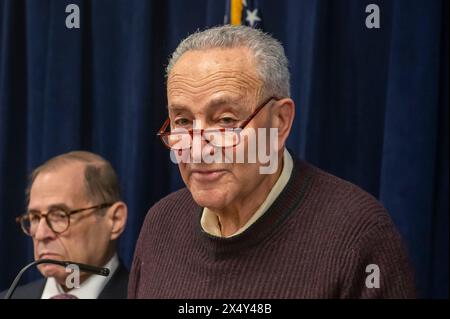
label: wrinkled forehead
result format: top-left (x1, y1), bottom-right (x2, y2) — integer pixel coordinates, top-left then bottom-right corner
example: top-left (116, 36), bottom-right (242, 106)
top-left (167, 48), bottom-right (263, 105)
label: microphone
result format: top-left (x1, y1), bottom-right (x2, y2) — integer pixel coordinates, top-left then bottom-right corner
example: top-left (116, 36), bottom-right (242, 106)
top-left (4, 259), bottom-right (110, 299)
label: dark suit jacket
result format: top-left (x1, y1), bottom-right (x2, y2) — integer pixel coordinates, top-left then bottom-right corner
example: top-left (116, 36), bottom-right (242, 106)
top-left (1, 262), bottom-right (129, 299)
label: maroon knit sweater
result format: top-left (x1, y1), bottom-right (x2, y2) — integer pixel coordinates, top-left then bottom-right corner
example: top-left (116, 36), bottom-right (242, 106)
top-left (128, 159), bottom-right (416, 298)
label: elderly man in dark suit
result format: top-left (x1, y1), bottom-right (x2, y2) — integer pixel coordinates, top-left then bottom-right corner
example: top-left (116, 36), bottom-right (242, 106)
top-left (2, 151), bottom-right (128, 299)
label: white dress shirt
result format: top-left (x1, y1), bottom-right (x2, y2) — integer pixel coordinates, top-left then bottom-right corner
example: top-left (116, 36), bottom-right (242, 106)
top-left (41, 253), bottom-right (119, 299)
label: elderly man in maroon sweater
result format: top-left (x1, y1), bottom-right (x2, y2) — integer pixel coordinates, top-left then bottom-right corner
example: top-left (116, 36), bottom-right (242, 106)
top-left (128, 25), bottom-right (416, 298)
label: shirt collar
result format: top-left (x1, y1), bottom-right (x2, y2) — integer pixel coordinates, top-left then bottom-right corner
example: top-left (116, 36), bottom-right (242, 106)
top-left (201, 148), bottom-right (294, 238)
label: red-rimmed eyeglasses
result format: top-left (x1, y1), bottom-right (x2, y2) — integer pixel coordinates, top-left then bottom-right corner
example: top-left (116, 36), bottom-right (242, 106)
top-left (157, 96), bottom-right (280, 150)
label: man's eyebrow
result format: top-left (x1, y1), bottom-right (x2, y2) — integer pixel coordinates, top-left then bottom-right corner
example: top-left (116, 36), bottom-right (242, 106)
top-left (168, 97), bottom-right (242, 113)
top-left (27, 203), bottom-right (71, 213)
top-left (168, 103), bottom-right (190, 112)
top-left (206, 97), bottom-right (241, 110)
top-left (48, 203), bottom-right (70, 210)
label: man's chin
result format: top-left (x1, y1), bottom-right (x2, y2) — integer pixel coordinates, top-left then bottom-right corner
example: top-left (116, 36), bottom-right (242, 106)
top-left (191, 190), bottom-right (229, 209)
top-left (38, 264), bottom-right (67, 280)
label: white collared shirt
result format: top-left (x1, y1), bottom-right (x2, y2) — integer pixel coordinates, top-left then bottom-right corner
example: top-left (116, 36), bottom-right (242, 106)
top-left (41, 253), bottom-right (119, 299)
top-left (201, 148), bottom-right (294, 237)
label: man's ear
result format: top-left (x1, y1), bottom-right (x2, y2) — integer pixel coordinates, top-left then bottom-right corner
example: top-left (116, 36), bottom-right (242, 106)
top-left (106, 201), bottom-right (128, 241)
top-left (271, 98), bottom-right (295, 152)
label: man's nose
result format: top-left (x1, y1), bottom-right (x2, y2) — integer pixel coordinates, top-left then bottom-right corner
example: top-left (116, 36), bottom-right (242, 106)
top-left (34, 217), bottom-right (56, 241)
top-left (190, 131), bottom-right (216, 163)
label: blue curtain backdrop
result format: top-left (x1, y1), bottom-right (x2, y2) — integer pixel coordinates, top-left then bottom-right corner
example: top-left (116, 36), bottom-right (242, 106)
top-left (0, 0), bottom-right (447, 298)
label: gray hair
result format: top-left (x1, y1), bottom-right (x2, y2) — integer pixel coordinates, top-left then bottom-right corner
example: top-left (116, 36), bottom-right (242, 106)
top-left (166, 25), bottom-right (291, 97)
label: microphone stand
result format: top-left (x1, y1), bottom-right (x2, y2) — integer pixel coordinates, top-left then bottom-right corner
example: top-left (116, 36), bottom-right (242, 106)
top-left (4, 259), bottom-right (110, 299)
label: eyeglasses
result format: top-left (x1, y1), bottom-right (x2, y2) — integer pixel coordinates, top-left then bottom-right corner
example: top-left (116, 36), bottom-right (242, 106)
top-left (16, 203), bottom-right (113, 236)
top-left (157, 96), bottom-right (280, 150)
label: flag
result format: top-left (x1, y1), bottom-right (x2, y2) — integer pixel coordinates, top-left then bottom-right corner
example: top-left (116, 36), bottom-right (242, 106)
top-left (225, 0), bottom-right (263, 29)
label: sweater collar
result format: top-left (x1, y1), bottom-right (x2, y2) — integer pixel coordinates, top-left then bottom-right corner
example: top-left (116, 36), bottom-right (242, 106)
top-left (196, 155), bottom-right (313, 258)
